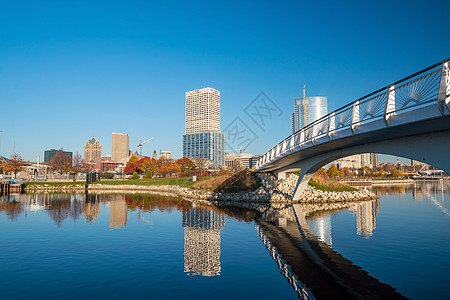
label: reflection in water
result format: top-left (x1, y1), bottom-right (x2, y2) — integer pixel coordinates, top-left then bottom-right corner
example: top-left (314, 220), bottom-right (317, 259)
top-left (0, 193), bottom-right (192, 229)
top-left (308, 214), bottom-right (332, 246)
top-left (182, 206), bottom-right (225, 276)
top-left (109, 197), bottom-right (128, 229)
top-left (256, 223), bottom-right (315, 300)
top-left (256, 201), bottom-right (406, 299)
top-left (83, 194), bottom-right (100, 224)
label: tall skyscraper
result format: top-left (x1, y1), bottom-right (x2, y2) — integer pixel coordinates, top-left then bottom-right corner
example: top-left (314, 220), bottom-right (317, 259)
top-left (84, 136), bottom-right (102, 163)
top-left (185, 87), bottom-right (220, 134)
top-left (183, 88), bottom-right (225, 168)
top-left (291, 87), bottom-right (327, 134)
top-left (183, 207), bottom-right (225, 276)
top-left (111, 132), bottom-right (129, 162)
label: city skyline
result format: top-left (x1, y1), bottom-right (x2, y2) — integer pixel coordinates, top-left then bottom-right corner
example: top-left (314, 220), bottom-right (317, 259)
top-left (0, 1), bottom-right (449, 164)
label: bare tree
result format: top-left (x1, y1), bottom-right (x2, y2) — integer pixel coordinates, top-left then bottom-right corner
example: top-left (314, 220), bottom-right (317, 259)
top-left (49, 150), bottom-right (72, 175)
top-left (192, 158), bottom-right (214, 172)
top-left (72, 152), bottom-right (84, 173)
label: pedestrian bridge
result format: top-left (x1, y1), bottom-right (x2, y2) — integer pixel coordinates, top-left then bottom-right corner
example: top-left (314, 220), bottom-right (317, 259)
top-left (255, 58), bottom-right (450, 200)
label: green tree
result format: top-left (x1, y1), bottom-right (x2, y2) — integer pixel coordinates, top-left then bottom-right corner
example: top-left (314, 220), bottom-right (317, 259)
top-left (132, 171), bottom-right (139, 180)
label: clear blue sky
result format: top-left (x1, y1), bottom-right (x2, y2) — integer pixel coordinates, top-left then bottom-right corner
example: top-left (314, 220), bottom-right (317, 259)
top-left (0, 0), bottom-right (448, 163)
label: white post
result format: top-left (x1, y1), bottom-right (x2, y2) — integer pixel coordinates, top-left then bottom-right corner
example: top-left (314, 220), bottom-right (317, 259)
top-left (384, 85), bottom-right (396, 126)
top-left (351, 101), bottom-right (359, 133)
top-left (328, 112), bottom-right (335, 140)
top-left (438, 62), bottom-right (449, 114)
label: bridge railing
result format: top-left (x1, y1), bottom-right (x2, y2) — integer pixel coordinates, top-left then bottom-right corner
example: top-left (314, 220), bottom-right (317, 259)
top-left (256, 58), bottom-right (450, 170)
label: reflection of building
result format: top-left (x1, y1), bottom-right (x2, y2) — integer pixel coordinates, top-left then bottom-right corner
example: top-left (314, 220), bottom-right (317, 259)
top-left (182, 207), bottom-right (225, 276)
top-left (111, 132), bottom-right (130, 162)
top-left (291, 87), bottom-right (327, 133)
top-left (183, 88), bottom-right (225, 168)
top-left (82, 195), bottom-right (100, 224)
top-left (308, 214), bottom-right (332, 246)
top-left (355, 200), bottom-right (377, 238)
top-left (84, 136), bottom-right (102, 163)
top-left (109, 198), bottom-right (127, 228)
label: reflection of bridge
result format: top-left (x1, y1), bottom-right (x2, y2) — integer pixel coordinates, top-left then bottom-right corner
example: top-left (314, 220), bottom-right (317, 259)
top-left (255, 59), bottom-right (450, 200)
top-left (256, 202), bottom-right (406, 299)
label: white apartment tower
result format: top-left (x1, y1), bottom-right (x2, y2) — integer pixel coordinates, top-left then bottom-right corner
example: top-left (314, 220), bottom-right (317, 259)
top-left (183, 87), bottom-right (225, 168)
top-left (185, 87), bottom-right (220, 134)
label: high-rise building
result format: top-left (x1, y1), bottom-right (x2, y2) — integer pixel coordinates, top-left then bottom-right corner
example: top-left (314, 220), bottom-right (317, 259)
top-left (111, 132), bottom-right (129, 162)
top-left (44, 149), bottom-right (73, 162)
top-left (152, 150), bottom-right (158, 160)
top-left (84, 136), bottom-right (102, 163)
top-left (185, 87), bottom-right (220, 134)
top-left (291, 87), bottom-right (327, 134)
top-left (183, 207), bottom-right (225, 277)
top-left (183, 88), bottom-right (225, 168)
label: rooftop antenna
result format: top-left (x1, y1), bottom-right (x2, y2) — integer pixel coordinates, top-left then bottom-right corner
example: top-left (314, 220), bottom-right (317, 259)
top-left (303, 85), bottom-right (306, 127)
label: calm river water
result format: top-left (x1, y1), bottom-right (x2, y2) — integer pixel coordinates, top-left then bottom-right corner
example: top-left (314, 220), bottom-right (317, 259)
top-left (0, 181), bottom-right (449, 299)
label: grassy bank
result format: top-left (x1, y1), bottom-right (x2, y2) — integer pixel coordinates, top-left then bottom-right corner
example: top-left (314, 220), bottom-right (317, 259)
top-left (308, 176), bottom-right (357, 192)
top-left (25, 176), bottom-right (216, 189)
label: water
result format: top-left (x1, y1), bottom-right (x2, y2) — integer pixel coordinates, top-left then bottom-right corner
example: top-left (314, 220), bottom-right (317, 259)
top-left (0, 181), bottom-right (449, 299)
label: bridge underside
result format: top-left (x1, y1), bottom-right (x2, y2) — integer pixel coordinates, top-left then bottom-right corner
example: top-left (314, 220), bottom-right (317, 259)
top-left (257, 116), bottom-right (450, 200)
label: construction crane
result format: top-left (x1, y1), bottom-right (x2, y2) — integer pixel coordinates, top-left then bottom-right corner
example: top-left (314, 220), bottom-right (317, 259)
top-left (137, 137), bottom-right (154, 156)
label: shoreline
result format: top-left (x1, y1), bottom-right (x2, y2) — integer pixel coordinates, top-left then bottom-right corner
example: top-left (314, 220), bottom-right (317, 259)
top-left (25, 173), bottom-right (379, 207)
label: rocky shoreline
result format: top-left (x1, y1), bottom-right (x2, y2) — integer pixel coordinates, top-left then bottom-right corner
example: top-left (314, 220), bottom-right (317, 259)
top-left (25, 173), bottom-right (378, 207)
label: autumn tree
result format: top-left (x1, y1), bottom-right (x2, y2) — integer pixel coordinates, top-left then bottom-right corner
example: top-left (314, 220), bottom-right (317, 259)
top-left (49, 150), bottom-right (72, 175)
top-left (390, 169), bottom-right (404, 178)
top-left (4, 153), bottom-right (24, 179)
top-left (176, 157), bottom-right (195, 175)
top-left (327, 165), bottom-right (341, 177)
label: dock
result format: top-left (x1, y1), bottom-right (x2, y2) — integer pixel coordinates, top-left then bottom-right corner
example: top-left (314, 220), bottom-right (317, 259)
top-left (0, 181), bottom-right (24, 194)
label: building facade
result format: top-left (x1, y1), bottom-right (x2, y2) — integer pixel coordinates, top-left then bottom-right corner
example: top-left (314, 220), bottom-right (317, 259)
top-left (183, 87), bottom-right (225, 168)
top-left (225, 153), bottom-right (261, 170)
top-left (111, 132), bottom-right (129, 162)
top-left (160, 150), bottom-right (171, 160)
top-left (291, 95), bottom-right (328, 134)
top-left (183, 132), bottom-right (225, 168)
top-left (44, 149), bottom-right (73, 162)
top-left (84, 136), bottom-right (102, 163)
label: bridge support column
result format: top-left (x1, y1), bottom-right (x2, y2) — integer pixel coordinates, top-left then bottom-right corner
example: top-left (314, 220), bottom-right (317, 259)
top-left (274, 171), bottom-right (287, 180)
top-left (292, 171), bottom-right (315, 201)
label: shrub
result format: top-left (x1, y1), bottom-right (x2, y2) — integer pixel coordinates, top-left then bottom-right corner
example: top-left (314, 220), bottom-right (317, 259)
top-left (214, 169), bottom-right (261, 193)
top-left (132, 172), bottom-right (139, 180)
top-left (100, 173), bottom-right (114, 179)
top-left (145, 170), bottom-right (152, 178)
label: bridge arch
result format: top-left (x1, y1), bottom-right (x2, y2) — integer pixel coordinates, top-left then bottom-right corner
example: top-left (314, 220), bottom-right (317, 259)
top-left (269, 130), bottom-right (450, 200)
